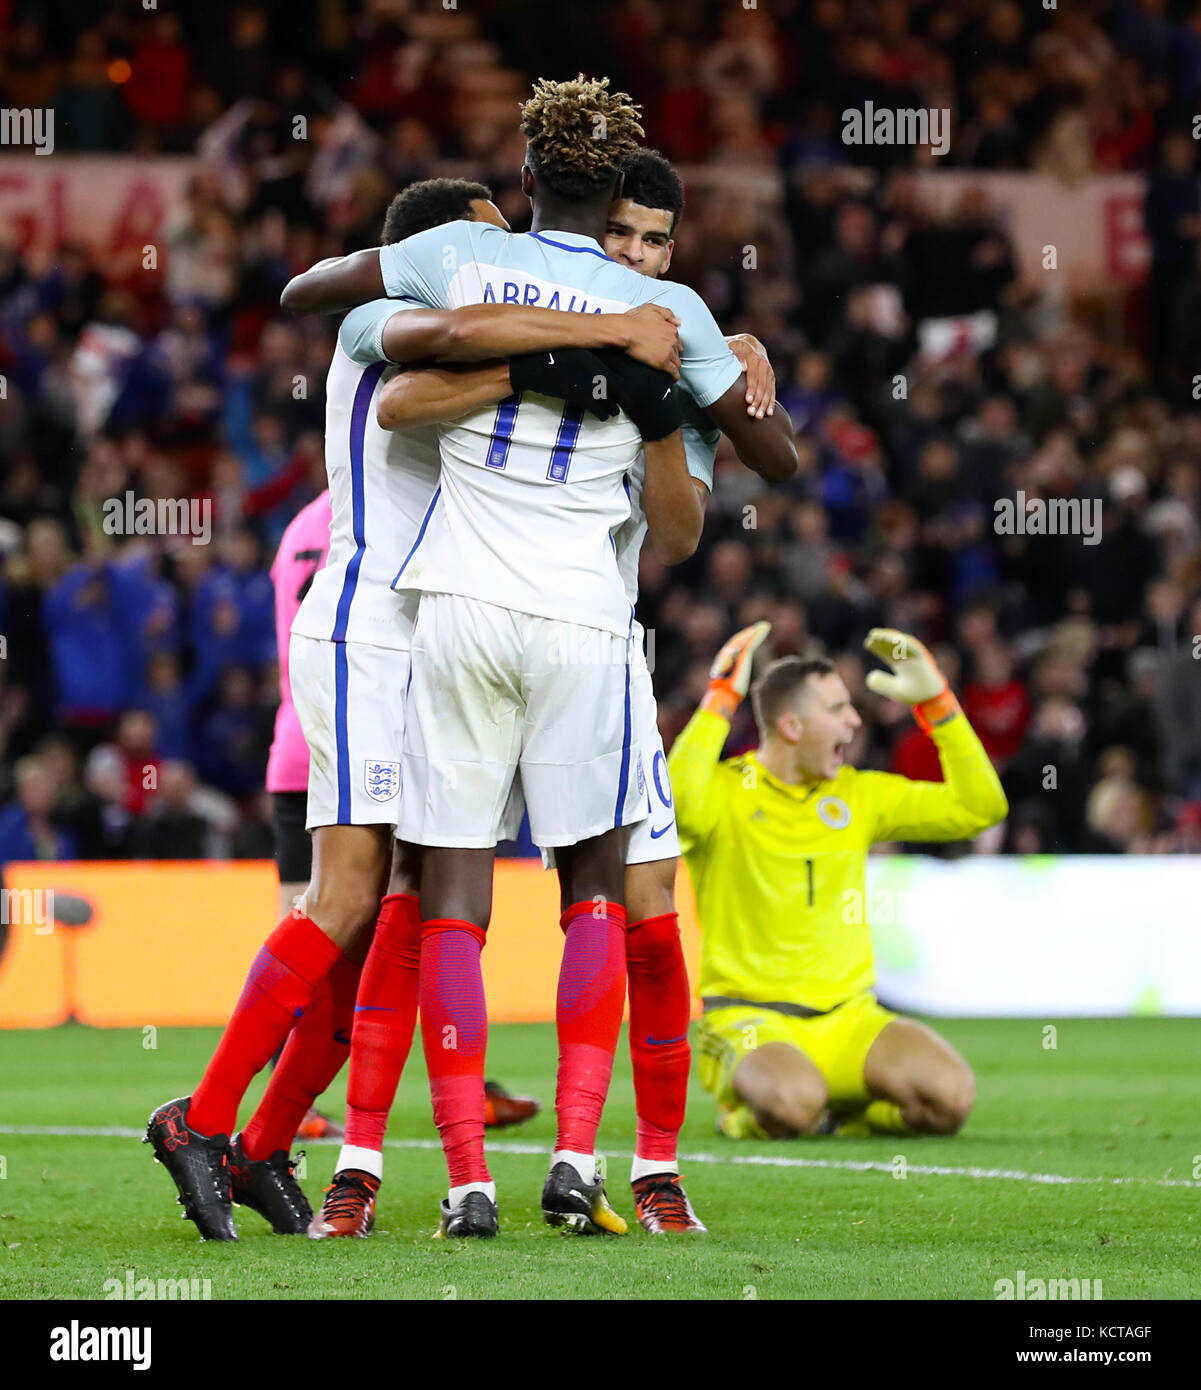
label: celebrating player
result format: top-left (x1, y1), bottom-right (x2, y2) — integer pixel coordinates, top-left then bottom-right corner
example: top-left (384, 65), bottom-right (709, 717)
top-left (357, 149), bottom-right (792, 1235)
top-left (145, 177), bottom-right (681, 1241)
top-left (670, 625), bottom-right (1007, 1140)
top-left (254, 491), bottom-right (349, 1163)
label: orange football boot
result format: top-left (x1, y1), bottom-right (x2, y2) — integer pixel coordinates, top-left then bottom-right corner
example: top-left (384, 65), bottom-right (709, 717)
top-left (483, 1080), bottom-right (540, 1129)
top-left (632, 1173), bottom-right (708, 1234)
top-left (307, 1169), bottom-right (379, 1239)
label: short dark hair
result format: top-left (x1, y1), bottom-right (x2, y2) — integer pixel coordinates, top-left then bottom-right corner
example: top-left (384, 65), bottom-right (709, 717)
top-left (381, 179), bottom-right (493, 245)
top-left (618, 149), bottom-right (685, 234)
top-left (751, 656), bottom-right (836, 734)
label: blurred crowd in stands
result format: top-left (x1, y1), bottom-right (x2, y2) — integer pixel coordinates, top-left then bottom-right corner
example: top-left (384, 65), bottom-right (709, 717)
top-left (2, 0), bottom-right (1200, 861)
top-left (7, 1), bottom-right (1201, 173)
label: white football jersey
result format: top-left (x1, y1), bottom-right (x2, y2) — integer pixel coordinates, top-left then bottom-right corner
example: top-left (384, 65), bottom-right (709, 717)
top-left (403, 378), bottom-right (644, 637)
top-left (292, 304), bottom-right (440, 650)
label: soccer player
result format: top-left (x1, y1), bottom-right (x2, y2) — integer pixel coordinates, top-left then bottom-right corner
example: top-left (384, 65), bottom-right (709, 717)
top-left (264, 489), bottom-right (540, 1142)
top-left (669, 625), bottom-right (1008, 1140)
top-left (262, 488), bottom-right (345, 1147)
top-left (292, 75), bottom-right (796, 1241)
top-left (364, 149), bottom-right (789, 1235)
top-left (145, 177), bottom-right (682, 1241)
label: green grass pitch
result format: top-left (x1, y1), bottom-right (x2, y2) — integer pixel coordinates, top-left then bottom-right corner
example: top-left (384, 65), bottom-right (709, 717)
top-left (1, 1018), bottom-right (1198, 1300)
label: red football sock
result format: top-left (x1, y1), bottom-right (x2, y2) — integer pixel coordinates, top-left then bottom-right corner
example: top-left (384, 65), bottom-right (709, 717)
top-left (419, 920), bottom-right (490, 1188)
top-left (189, 910), bottom-right (343, 1139)
top-left (239, 950), bottom-right (362, 1160)
top-left (626, 912), bottom-right (691, 1167)
top-left (344, 893), bottom-right (423, 1151)
top-left (555, 900), bottom-right (627, 1155)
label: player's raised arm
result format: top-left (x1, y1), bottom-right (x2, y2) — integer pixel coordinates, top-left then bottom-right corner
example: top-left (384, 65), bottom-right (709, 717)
top-left (668, 622), bottom-right (772, 844)
top-left (282, 185), bottom-right (492, 315)
top-left (860, 628), bottom-right (1009, 842)
top-left (282, 185), bottom-right (487, 315)
top-left (280, 250), bottom-right (387, 315)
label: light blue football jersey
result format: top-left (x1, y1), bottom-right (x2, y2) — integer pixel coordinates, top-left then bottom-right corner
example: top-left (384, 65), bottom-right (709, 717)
top-left (372, 224), bottom-right (740, 636)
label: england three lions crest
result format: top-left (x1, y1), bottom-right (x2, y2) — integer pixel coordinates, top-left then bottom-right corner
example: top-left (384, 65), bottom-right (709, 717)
top-left (364, 759), bottom-right (400, 803)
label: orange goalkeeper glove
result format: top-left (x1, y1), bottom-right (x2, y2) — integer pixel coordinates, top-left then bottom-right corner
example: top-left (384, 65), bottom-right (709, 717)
top-left (863, 628), bottom-right (961, 734)
top-left (701, 621), bottom-right (772, 721)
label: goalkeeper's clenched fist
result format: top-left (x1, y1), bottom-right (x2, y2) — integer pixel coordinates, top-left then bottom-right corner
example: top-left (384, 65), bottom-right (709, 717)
top-left (863, 628), bottom-right (961, 734)
top-left (701, 621), bottom-right (772, 721)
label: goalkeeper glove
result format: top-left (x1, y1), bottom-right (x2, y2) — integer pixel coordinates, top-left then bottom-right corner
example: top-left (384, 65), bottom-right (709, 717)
top-left (592, 349), bottom-right (681, 442)
top-left (702, 621), bottom-right (772, 721)
top-left (863, 628), bottom-right (961, 734)
top-left (508, 347), bottom-right (620, 420)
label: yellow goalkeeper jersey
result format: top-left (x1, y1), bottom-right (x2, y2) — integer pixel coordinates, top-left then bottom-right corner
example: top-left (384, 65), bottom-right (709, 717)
top-left (668, 709), bottom-right (1008, 1013)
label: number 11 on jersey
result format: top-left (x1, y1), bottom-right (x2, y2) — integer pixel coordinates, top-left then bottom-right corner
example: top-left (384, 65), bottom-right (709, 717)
top-left (485, 395), bottom-right (584, 482)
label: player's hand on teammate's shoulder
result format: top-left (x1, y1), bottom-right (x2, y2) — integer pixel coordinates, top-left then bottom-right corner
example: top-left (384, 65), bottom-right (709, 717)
top-left (726, 334), bottom-right (775, 419)
top-left (622, 303), bottom-right (682, 378)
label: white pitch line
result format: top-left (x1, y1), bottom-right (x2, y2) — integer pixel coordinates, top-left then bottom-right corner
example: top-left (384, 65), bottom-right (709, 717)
top-left (0, 1124), bottom-right (1195, 1190)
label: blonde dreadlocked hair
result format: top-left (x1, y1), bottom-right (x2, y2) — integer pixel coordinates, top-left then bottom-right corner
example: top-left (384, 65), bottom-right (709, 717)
top-left (520, 75), bottom-right (644, 201)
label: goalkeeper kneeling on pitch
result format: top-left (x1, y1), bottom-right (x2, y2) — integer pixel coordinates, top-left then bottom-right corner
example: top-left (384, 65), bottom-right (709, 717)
top-left (669, 624), bottom-right (1008, 1140)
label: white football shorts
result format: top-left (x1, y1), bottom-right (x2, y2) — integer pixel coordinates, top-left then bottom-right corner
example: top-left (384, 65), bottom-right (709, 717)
top-left (398, 593), bottom-right (647, 849)
top-left (625, 645), bottom-right (680, 863)
top-left (290, 633), bottom-right (409, 830)
top-left (543, 634), bottom-right (679, 869)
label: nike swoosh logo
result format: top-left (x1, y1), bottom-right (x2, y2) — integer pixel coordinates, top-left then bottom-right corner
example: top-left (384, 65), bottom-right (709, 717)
top-left (649, 823), bottom-right (672, 838)
top-left (547, 352), bottom-right (555, 365)
top-left (646, 1034), bottom-right (688, 1046)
